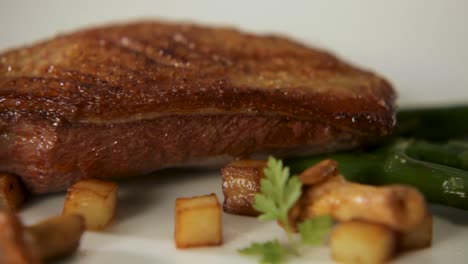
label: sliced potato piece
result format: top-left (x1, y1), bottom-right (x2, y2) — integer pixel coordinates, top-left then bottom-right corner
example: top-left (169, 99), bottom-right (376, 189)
top-left (62, 179), bottom-right (118, 230)
top-left (221, 160), bottom-right (265, 216)
top-left (0, 173), bottom-right (26, 210)
top-left (175, 193), bottom-right (222, 248)
top-left (398, 214), bottom-right (433, 251)
top-left (330, 221), bottom-right (396, 264)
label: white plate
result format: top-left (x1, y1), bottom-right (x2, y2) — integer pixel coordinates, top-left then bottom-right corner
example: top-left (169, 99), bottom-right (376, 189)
top-left (4, 1), bottom-right (468, 263)
top-left (20, 169), bottom-right (468, 264)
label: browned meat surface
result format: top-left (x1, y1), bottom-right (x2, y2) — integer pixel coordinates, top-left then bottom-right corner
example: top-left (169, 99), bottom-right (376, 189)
top-left (0, 21), bottom-right (396, 193)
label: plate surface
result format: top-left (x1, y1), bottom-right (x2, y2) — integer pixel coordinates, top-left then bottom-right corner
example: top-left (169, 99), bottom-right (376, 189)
top-left (3, 1), bottom-right (468, 263)
top-left (21, 170), bottom-right (468, 264)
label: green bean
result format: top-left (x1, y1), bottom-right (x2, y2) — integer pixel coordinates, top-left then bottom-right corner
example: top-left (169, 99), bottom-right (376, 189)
top-left (397, 105), bottom-right (468, 141)
top-left (285, 140), bottom-right (468, 210)
top-left (405, 140), bottom-right (468, 170)
top-left (378, 141), bottom-right (468, 210)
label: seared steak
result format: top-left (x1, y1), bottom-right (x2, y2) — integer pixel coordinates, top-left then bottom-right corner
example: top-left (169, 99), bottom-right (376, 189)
top-left (0, 21), bottom-right (396, 193)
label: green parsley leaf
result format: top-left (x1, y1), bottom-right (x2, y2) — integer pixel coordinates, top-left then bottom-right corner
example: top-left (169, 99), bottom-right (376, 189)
top-left (253, 156), bottom-right (302, 229)
top-left (298, 215), bottom-right (333, 245)
top-left (238, 240), bottom-right (292, 264)
top-left (238, 156), bottom-right (333, 264)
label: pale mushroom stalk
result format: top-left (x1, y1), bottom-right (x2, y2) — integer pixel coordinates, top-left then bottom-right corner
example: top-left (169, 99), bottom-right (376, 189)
top-left (301, 176), bottom-right (427, 232)
top-left (0, 211), bottom-right (85, 264)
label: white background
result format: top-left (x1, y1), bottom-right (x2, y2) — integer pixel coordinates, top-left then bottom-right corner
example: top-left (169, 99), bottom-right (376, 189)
top-left (1, 0), bottom-right (467, 106)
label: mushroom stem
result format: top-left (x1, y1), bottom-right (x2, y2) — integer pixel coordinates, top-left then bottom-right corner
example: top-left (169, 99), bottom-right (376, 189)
top-left (0, 211), bottom-right (84, 264)
top-left (27, 214), bottom-right (85, 261)
top-left (301, 176), bottom-right (427, 232)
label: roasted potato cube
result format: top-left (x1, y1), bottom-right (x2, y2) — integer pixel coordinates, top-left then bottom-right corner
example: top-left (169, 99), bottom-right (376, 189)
top-left (330, 221), bottom-right (396, 264)
top-left (399, 214), bottom-right (433, 251)
top-left (221, 160), bottom-right (265, 216)
top-left (175, 193), bottom-right (222, 248)
top-left (0, 173), bottom-right (26, 210)
top-left (62, 179), bottom-right (118, 230)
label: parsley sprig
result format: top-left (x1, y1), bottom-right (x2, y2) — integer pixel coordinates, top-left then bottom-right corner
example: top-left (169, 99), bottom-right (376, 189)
top-left (254, 157), bottom-right (302, 238)
top-left (238, 156), bottom-right (332, 264)
top-left (238, 240), bottom-right (292, 264)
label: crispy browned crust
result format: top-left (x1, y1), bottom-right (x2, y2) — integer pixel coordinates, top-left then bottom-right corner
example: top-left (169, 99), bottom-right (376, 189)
top-left (0, 20), bottom-right (395, 133)
top-left (0, 21), bottom-right (396, 193)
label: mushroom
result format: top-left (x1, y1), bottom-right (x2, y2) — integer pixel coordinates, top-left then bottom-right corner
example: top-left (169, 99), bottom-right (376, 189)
top-left (0, 173), bottom-right (27, 210)
top-left (298, 159), bottom-right (339, 185)
top-left (0, 211), bottom-right (85, 264)
top-left (301, 178), bottom-right (427, 232)
top-left (289, 159), bottom-right (428, 232)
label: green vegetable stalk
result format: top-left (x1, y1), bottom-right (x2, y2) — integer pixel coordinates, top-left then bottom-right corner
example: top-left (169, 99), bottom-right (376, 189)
top-left (405, 140), bottom-right (468, 170)
top-left (379, 141), bottom-right (468, 209)
top-left (397, 104), bottom-right (468, 141)
top-left (285, 140), bottom-right (468, 210)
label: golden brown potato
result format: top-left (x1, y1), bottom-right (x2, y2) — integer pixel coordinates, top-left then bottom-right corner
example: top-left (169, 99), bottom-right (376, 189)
top-left (62, 179), bottom-right (118, 230)
top-left (398, 214), bottom-right (433, 251)
top-left (221, 160), bottom-right (266, 216)
top-left (0, 173), bottom-right (26, 210)
top-left (175, 193), bottom-right (222, 249)
top-left (330, 221), bottom-right (396, 264)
